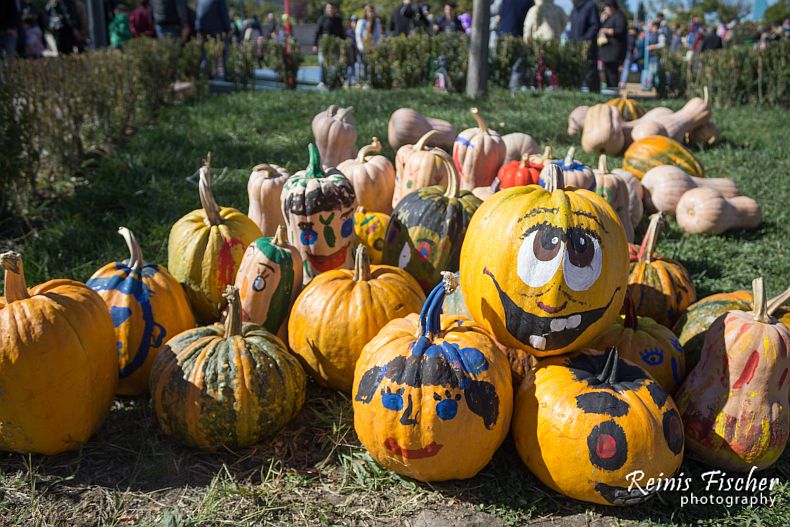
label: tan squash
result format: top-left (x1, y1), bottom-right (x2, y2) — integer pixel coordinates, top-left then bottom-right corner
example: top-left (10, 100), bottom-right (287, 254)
top-left (312, 105), bottom-right (357, 167)
top-left (675, 187), bottom-right (762, 235)
top-left (387, 107), bottom-right (457, 151)
top-left (567, 105), bottom-right (588, 135)
top-left (337, 137), bottom-right (396, 214)
top-left (392, 130), bottom-right (448, 208)
top-left (581, 104), bottom-right (625, 155)
top-left (452, 108), bottom-right (506, 190)
top-left (631, 89), bottom-right (711, 143)
top-left (247, 163), bottom-right (290, 237)
top-left (594, 155), bottom-right (634, 242)
top-left (502, 132), bottom-right (540, 163)
top-left (622, 107), bottom-right (674, 146)
top-left (641, 166), bottom-right (739, 215)
top-left (686, 120), bottom-right (720, 146)
top-left (612, 167), bottom-right (644, 227)
top-left (540, 147), bottom-right (595, 191)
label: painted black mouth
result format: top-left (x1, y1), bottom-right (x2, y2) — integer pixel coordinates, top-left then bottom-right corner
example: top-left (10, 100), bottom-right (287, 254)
top-left (595, 482), bottom-right (654, 505)
top-left (483, 268), bottom-right (620, 352)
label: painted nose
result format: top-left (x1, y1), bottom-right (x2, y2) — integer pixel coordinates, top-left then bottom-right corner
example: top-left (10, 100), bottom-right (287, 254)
top-left (400, 394), bottom-right (420, 426)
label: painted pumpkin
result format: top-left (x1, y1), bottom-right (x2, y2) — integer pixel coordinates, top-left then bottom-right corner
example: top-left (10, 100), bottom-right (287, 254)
top-left (513, 347), bottom-right (684, 505)
top-left (393, 130), bottom-right (448, 208)
top-left (594, 155), bottom-right (634, 242)
top-left (673, 287), bottom-right (790, 371)
top-left (676, 277), bottom-right (790, 471)
top-left (312, 105), bottom-right (357, 167)
top-left (607, 92), bottom-right (646, 121)
top-left (352, 274), bottom-right (513, 481)
top-left (452, 108), bottom-right (506, 190)
top-left (281, 144), bottom-right (357, 282)
top-left (544, 147), bottom-right (595, 191)
top-left (354, 207), bottom-right (389, 264)
top-left (87, 227), bottom-right (196, 395)
top-left (0, 252), bottom-right (117, 455)
top-left (460, 163), bottom-right (629, 357)
top-left (168, 154), bottom-right (262, 323)
top-left (337, 137), bottom-right (396, 214)
top-left (627, 213), bottom-right (696, 327)
top-left (289, 245), bottom-right (425, 392)
top-left (623, 135), bottom-right (705, 180)
top-left (497, 154), bottom-right (541, 189)
top-left (150, 286), bottom-right (307, 450)
top-left (382, 150), bottom-right (482, 293)
top-left (592, 298), bottom-right (686, 394)
top-left (234, 225), bottom-right (302, 339)
top-left (247, 163), bottom-right (290, 237)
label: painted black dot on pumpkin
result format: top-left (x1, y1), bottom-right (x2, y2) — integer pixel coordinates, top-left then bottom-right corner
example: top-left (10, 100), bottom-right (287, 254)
top-left (663, 409), bottom-right (684, 455)
top-left (587, 420), bottom-right (628, 471)
top-left (647, 381), bottom-right (669, 408)
top-left (575, 391), bottom-right (630, 417)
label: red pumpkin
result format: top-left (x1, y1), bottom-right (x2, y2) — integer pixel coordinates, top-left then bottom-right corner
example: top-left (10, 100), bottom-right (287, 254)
top-left (497, 154), bottom-right (541, 188)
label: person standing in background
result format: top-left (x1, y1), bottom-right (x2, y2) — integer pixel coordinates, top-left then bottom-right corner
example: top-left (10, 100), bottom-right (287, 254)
top-left (130, 0), bottom-right (155, 37)
top-left (597, 0), bottom-right (625, 90)
top-left (522, 0), bottom-right (567, 41)
top-left (355, 4), bottom-right (381, 85)
top-left (45, 0), bottom-right (83, 54)
top-left (108, 3), bottom-right (133, 47)
top-left (435, 2), bottom-right (463, 33)
top-left (668, 23), bottom-right (681, 54)
top-left (569, 0), bottom-right (600, 92)
top-left (499, 0), bottom-right (533, 37)
top-left (262, 12), bottom-right (277, 39)
top-left (195, 0), bottom-right (230, 78)
top-left (313, 2), bottom-right (344, 52)
top-left (0, 0), bottom-right (20, 58)
top-left (389, 0), bottom-right (417, 36)
top-left (150, 0), bottom-right (190, 38)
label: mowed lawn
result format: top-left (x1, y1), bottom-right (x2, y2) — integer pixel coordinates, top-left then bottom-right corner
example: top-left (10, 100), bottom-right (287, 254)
top-left (1, 88), bottom-right (789, 526)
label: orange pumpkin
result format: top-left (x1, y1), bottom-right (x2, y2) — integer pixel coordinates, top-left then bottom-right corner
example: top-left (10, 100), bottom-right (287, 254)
top-left (497, 154), bottom-right (541, 188)
top-left (452, 108), bottom-right (506, 190)
top-left (337, 137), bottom-right (396, 214)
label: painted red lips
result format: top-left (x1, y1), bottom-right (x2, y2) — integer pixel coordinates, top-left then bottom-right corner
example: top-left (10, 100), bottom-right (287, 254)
top-left (307, 244), bottom-right (350, 273)
top-left (384, 438), bottom-right (443, 459)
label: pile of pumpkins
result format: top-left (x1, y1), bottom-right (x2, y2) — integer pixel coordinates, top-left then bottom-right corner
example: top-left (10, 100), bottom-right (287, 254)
top-left (1, 101), bottom-right (788, 509)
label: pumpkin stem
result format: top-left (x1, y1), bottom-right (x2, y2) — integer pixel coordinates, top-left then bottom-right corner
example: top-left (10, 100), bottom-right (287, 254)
top-left (519, 153), bottom-right (530, 168)
top-left (198, 153), bottom-right (223, 227)
top-left (325, 104), bottom-right (339, 116)
top-left (621, 91), bottom-right (628, 101)
top-left (0, 251), bottom-right (31, 302)
top-left (252, 163), bottom-right (278, 179)
top-left (623, 297), bottom-right (639, 330)
top-left (596, 347), bottom-right (617, 383)
top-left (542, 146), bottom-right (552, 160)
top-left (470, 107), bottom-right (489, 134)
top-left (597, 154), bottom-right (608, 173)
top-left (336, 106), bottom-right (354, 123)
top-left (607, 348), bottom-right (620, 384)
top-left (441, 271), bottom-right (459, 295)
top-left (541, 163), bottom-right (565, 192)
top-left (767, 285), bottom-right (790, 317)
top-left (272, 225), bottom-right (287, 247)
top-left (305, 143), bottom-right (326, 179)
top-left (355, 137), bottom-right (382, 163)
top-left (563, 147), bottom-right (576, 167)
top-left (437, 150), bottom-right (460, 198)
top-left (752, 277), bottom-right (771, 323)
top-left (703, 86), bottom-right (709, 107)
top-left (223, 285), bottom-right (243, 337)
top-left (353, 245), bottom-right (371, 282)
top-left (118, 227), bottom-right (144, 273)
top-left (416, 278), bottom-right (449, 341)
top-left (414, 129), bottom-right (438, 151)
top-left (640, 212), bottom-right (663, 264)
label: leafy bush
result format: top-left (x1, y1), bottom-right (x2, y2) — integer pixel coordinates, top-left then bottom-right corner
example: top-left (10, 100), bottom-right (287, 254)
top-left (319, 35), bottom-right (354, 88)
top-left (431, 33), bottom-right (469, 93)
top-left (261, 37), bottom-right (304, 88)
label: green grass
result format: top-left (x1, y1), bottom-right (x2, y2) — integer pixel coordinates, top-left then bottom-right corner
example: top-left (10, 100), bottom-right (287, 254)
top-left (1, 88), bottom-right (789, 526)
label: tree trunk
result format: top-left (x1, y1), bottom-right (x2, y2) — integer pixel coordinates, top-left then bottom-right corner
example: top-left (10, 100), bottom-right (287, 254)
top-left (466, 0), bottom-right (490, 98)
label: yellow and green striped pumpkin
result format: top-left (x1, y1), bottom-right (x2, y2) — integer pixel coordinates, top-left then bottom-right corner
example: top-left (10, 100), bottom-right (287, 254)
top-left (150, 287), bottom-right (306, 450)
top-left (607, 93), bottom-right (646, 121)
top-left (623, 136), bottom-right (704, 179)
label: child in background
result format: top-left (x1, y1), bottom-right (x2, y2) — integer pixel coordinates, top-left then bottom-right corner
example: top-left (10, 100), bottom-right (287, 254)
top-left (109, 3), bottom-right (132, 48)
top-left (23, 8), bottom-right (45, 58)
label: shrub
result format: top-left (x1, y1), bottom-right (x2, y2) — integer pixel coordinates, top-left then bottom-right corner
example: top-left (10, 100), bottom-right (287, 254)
top-left (261, 37), bottom-right (304, 88)
top-left (319, 35), bottom-right (354, 88)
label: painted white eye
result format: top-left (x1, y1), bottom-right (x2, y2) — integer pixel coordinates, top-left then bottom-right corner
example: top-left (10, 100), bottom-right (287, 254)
top-left (398, 244), bottom-right (411, 268)
top-left (562, 230), bottom-right (602, 291)
top-left (517, 227), bottom-right (565, 288)
top-left (252, 275), bottom-right (266, 292)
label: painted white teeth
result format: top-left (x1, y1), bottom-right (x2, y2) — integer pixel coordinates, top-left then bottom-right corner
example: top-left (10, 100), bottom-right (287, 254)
top-left (567, 315), bottom-right (582, 329)
top-left (550, 318), bottom-right (567, 332)
top-left (529, 335), bottom-right (547, 350)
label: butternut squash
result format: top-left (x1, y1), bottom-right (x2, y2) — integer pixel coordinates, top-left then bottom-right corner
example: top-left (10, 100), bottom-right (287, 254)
top-left (622, 107), bottom-right (674, 146)
top-left (581, 104), bottom-right (625, 155)
top-left (631, 88), bottom-right (712, 143)
top-left (567, 106), bottom-right (588, 135)
top-left (675, 187), bottom-right (761, 235)
top-left (641, 166), bottom-right (739, 215)
top-left (685, 120), bottom-right (720, 146)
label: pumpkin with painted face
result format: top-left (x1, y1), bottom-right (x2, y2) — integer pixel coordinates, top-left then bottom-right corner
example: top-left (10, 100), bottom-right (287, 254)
top-left (168, 154), bottom-right (263, 323)
top-left (354, 207), bottom-right (389, 264)
top-left (460, 164), bottom-right (629, 357)
top-left (513, 347), bottom-right (684, 505)
top-left (88, 227), bottom-right (196, 395)
top-left (234, 225), bottom-right (302, 339)
top-left (352, 275), bottom-right (513, 481)
top-left (281, 144), bottom-right (357, 282)
top-left (382, 151), bottom-right (482, 293)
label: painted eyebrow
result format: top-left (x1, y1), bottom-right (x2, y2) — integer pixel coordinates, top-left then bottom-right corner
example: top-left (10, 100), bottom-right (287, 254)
top-left (297, 221), bottom-right (313, 228)
top-left (257, 263), bottom-right (275, 272)
top-left (415, 238), bottom-right (436, 246)
top-left (517, 207), bottom-right (559, 222)
top-left (340, 209), bottom-right (353, 219)
top-left (573, 210), bottom-right (609, 234)
top-left (519, 222), bottom-right (602, 243)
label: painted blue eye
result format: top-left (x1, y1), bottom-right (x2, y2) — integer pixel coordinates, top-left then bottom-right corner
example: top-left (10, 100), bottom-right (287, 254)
top-left (300, 229), bottom-right (318, 245)
top-left (640, 347), bottom-right (664, 366)
top-left (381, 387), bottom-right (404, 411)
top-left (434, 390), bottom-right (461, 421)
top-left (341, 217), bottom-right (353, 238)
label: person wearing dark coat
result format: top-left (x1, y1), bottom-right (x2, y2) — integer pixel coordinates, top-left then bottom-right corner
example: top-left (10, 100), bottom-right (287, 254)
top-left (700, 27), bottom-right (722, 52)
top-left (150, 0), bottom-right (190, 38)
top-left (1, 0), bottom-right (21, 58)
top-left (313, 2), bottom-right (344, 49)
top-left (498, 0), bottom-right (533, 36)
top-left (569, 0), bottom-right (600, 92)
top-left (598, 0), bottom-right (626, 88)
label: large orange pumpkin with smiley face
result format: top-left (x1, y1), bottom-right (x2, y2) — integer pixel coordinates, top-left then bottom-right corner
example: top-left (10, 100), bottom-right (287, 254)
top-left (460, 164), bottom-right (629, 357)
top-left (352, 274), bottom-right (513, 481)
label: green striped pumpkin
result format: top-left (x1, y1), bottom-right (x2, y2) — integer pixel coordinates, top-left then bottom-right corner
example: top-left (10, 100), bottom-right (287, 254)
top-left (381, 152), bottom-right (481, 293)
top-left (623, 136), bottom-right (704, 179)
top-left (150, 287), bottom-right (306, 450)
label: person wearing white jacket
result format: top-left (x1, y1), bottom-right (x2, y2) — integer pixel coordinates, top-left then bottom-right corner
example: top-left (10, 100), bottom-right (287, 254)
top-left (522, 0), bottom-right (567, 41)
top-left (355, 4), bottom-right (382, 85)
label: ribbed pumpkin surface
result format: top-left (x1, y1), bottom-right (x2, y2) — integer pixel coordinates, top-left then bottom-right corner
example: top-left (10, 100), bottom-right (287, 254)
top-left (627, 259), bottom-right (696, 327)
top-left (607, 96), bottom-right (646, 121)
top-left (150, 322), bottom-right (306, 450)
top-left (623, 136), bottom-right (704, 179)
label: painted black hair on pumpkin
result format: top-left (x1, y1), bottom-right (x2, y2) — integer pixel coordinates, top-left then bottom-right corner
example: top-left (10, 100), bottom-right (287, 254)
top-left (283, 179), bottom-right (355, 216)
top-left (354, 352), bottom-right (500, 429)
